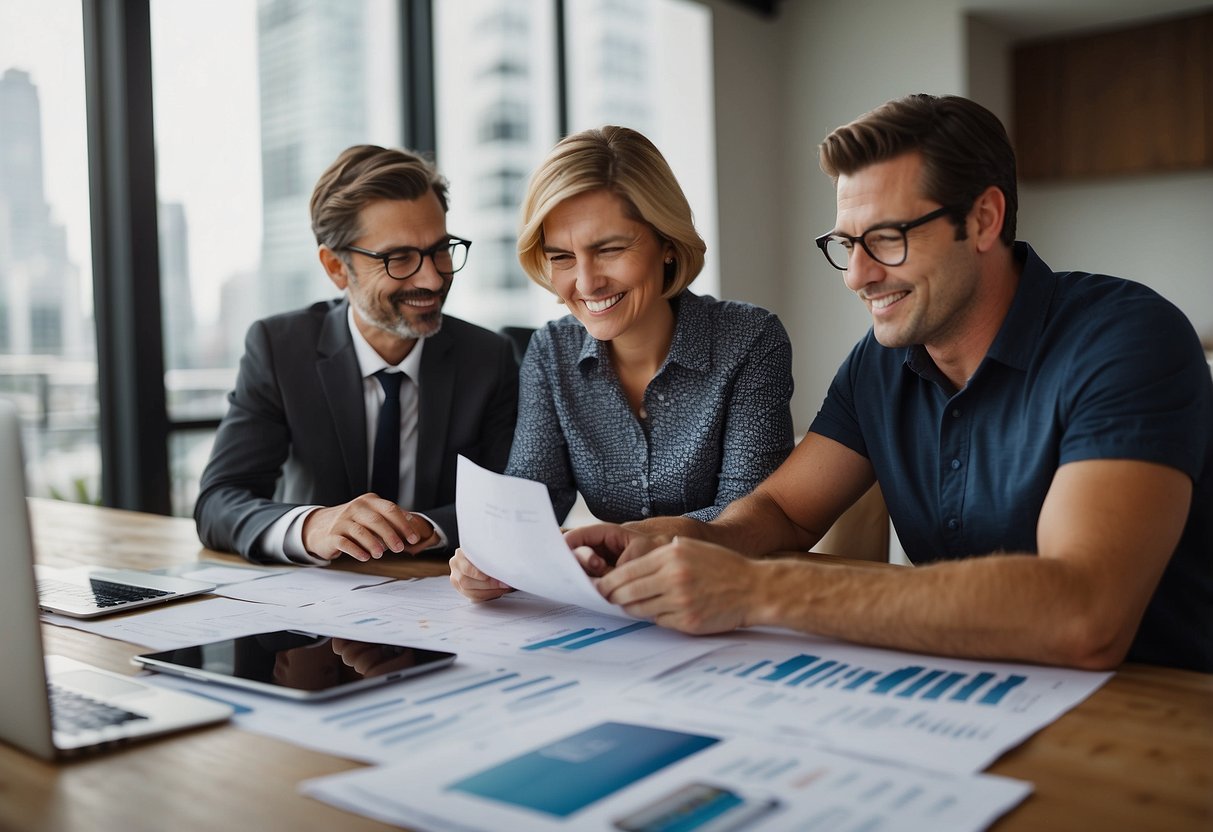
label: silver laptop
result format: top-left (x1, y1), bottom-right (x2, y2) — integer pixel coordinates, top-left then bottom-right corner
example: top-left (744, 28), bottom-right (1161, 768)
top-left (36, 562), bottom-right (216, 619)
top-left (0, 400), bottom-right (232, 759)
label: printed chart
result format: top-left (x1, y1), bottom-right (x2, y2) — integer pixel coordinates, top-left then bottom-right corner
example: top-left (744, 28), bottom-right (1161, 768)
top-left (302, 713), bottom-right (1031, 832)
top-left (148, 655), bottom-right (606, 765)
top-left (626, 633), bottom-right (1109, 772)
top-left (289, 579), bottom-right (720, 672)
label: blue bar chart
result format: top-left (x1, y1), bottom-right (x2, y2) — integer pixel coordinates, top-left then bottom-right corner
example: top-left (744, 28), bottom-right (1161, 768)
top-left (696, 652), bottom-right (1027, 707)
top-left (522, 621), bottom-right (655, 653)
top-left (621, 639), bottom-right (1111, 773)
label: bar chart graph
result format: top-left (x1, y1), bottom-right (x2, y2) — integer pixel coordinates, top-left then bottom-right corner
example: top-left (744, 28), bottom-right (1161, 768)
top-left (627, 638), bottom-right (1109, 772)
top-left (521, 621), bottom-right (657, 653)
top-left (700, 652), bottom-right (1027, 707)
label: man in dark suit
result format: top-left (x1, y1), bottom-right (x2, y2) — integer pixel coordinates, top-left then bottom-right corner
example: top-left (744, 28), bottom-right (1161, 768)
top-left (196, 145), bottom-right (518, 564)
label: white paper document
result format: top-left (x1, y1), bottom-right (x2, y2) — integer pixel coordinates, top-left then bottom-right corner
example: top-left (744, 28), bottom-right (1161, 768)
top-left (622, 629), bottom-right (1111, 773)
top-left (456, 455), bottom-right (630, 618)
top-left (42, 573), bottom-right (718, 675)
top-left (291, 578), bottom-right (722, 672)
top-left (213, 568), bottom-right (393, 607)
top-left (300, 707), bottom-right (1032, 832)
top-left (152, 560), bottom-right (286, 586)
top-left (147, 652), bottom-right (630, 765)
top-left (43, 596), bottom-right (302, 650)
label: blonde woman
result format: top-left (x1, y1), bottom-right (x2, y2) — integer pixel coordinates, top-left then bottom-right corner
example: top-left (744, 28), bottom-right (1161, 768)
top-left (451, 126), bottom-right (793, 601)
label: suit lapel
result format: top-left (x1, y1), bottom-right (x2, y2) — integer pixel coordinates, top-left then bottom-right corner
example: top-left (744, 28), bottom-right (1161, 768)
top-left (316, 301), bottom-right (367, 495)
top-left (415, 321), bottom-right (455, 508)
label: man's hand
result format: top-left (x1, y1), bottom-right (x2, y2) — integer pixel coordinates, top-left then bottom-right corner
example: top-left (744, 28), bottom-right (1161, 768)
top-left (595, 537), bottom-right (761, 635)
top-left (301, 494), bottom-right (437, 561)
top-left (563, 523), bottom-right (669, 570)
top-left (449, 548), bottom-right (513, 601)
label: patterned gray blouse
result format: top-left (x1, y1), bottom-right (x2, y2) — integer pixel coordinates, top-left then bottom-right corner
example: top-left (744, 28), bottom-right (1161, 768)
top-left (506, 291), bottom-right (795, 523)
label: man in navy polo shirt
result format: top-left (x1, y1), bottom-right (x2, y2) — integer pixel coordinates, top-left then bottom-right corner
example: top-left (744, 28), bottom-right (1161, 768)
top-left (542, 94), bottom-right (1211, 672)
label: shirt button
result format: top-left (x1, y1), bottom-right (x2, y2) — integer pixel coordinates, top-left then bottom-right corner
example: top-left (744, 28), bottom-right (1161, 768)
top-left (950, 459), bottom-right (961, 470)
top-left (631, 480), bottom-right (638, 486)
top-left (947, 518), bottom-right (959, 530)
top-left (951, 408), bottom-right (961, 418)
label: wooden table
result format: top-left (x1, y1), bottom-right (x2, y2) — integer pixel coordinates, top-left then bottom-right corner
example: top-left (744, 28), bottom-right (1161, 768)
top-left (3, 499), bottom-right (1211, 831)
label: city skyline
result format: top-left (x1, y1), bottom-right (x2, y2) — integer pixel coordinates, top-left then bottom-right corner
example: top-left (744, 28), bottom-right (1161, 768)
top-left (0, 0), bottom-right (717, 513)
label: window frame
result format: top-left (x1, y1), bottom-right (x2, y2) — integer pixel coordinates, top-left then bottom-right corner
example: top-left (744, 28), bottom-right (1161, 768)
top-left (80, 0), bottom-right (440, 515)
top-left (81, 0), bottom-right (726, 515)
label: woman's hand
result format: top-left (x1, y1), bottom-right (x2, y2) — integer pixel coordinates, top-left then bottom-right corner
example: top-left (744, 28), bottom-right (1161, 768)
top-left (449, 548), bottom-right (513, 601)
top-left (563, 523), bottom-right (669, 569)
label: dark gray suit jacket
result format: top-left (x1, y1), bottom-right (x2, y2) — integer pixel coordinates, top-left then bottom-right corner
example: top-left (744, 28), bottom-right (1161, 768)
top-left (195, 299), bottom-right (519, 559)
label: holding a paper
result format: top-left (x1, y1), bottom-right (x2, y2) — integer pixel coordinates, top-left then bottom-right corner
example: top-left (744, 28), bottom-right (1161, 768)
top-left (456, 95), bottom-right (1212, 677)
top-left (454, 456), bottom-right (630, 617)
top-left (451, 124), bottom-right (795, 602)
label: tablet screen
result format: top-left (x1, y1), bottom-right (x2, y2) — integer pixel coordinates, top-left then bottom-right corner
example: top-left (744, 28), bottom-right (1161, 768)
top-left (135, 631), bottom-right (456, 700)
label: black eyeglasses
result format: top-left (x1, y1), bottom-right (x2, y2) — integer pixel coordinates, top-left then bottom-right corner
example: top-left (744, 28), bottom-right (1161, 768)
top-left (814, 206), bottom-right (954, 271)
top-left (345, 236), bottom-right (472, 280)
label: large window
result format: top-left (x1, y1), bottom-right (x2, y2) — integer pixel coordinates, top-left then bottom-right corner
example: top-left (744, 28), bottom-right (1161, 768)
top-left (435, 0), bottom-right (560, 332)
top-left (565, 0), bottom-right (718, 297)
top-left (3, 0), bottom-right (719, 519)
top-left (439, 0), bottom-right (717, 334)
top-left (0, 1), bottom-right (99, 503)
top-left (149, 0), bottom-right (403, 514)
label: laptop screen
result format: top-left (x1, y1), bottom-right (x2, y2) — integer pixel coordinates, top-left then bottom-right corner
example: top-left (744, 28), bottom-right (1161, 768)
top-left (0, 399), bottom-right (59, 758)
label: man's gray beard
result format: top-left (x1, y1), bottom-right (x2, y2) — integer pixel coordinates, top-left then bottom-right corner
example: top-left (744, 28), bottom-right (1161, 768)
top-left (349, 292), bottom-right (443, 340)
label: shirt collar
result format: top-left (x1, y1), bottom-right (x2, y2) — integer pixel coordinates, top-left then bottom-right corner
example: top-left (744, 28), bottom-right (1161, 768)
top-left (347, 305), bottom-right (425, 381)
top-left (983, 241), bottom-right (1056, 372)
top-left (904, 241), bottom-right (1055, 381)
top-left (576, 291), bottom-right (709, 373)
top-left (664, 292), bottom-right (711, 373)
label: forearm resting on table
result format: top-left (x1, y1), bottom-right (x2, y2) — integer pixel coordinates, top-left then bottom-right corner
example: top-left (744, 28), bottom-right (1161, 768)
top-left (749, 552), bottom-right (1150, 669)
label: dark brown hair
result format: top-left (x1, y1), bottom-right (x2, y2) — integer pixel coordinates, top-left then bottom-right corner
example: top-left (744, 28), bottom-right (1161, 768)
top-left (819, 94), bottom-right (1017, 245)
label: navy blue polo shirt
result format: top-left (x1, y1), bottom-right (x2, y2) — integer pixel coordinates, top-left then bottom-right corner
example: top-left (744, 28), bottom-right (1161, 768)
top-left (810, 242), bottom-right (1213, 672)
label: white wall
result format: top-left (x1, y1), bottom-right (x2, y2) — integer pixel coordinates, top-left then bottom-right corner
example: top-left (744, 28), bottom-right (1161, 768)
top-left (710, 0), bottom-right (971, 429)
top-left (709, 0), bottom-right (1213, 430)
top-left (706, 0), bottom-right (786, 317)
top-left (963, 11), bottom-right (1213, 347)
top-left (1018, 173), bottom-right (1213, 345)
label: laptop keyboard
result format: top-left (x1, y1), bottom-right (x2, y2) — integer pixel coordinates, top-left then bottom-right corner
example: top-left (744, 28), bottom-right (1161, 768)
top-left (38, 577), bottom-right (172, 608)
top-left (49, 684), bottom-right (148, 735)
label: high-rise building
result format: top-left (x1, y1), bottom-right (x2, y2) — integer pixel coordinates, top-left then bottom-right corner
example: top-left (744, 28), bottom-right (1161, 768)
top-left (158, 200), bottom-right (197, 371)
top-left (437, 0), bottom-right (709, 335)
top-left (0, 68), bottom-right (85, 359)
top-left (255, 0), bottom-right (368, 320)
top-left (566, 0), bottom-right (653, 135)
top-left (435, 0), bottom-right (557, 332)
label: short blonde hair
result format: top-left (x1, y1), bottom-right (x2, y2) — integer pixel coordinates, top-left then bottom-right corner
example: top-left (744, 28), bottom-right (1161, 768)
top-left (518, 126), bottom-right (706, 298)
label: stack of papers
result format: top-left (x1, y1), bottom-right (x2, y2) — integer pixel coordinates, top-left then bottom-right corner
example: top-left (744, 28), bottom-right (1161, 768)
top-left (56, 458), bottom-right (1110, 831)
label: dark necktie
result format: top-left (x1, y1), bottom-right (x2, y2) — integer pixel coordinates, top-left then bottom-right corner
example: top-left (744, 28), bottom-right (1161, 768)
top-left (371, 370), bottom-right (403, 504)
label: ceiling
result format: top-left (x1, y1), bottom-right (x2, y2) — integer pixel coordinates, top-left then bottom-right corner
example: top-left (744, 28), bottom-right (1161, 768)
top-left (722, 0), bottom-right (779, 16)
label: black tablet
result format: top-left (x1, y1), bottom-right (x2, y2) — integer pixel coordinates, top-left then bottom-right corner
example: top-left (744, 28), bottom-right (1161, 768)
top-left (133, 630), bottom-right (456, 701)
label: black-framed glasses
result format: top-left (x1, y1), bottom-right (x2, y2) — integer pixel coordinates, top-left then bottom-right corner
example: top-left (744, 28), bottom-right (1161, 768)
top-left (814, 206), bottom-right (954, 271)
top-left (345, 236), bottom-right (472, 279)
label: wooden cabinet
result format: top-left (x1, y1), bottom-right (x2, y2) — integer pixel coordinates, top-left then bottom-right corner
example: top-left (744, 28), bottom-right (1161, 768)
top-left (1013, 10), bottom-right (1213, 180)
